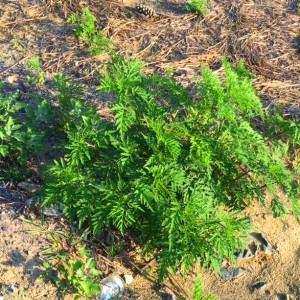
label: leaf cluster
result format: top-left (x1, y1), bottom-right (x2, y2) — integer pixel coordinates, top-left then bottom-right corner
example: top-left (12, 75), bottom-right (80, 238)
top-left (36, 73), bottom-right (96, 134)
top-left (185, 0), bottom-right (209, 16)
top-left (67, 7), bottom-right (111, 56)
top-left (42, 55), bottom-right (300, 279)
top-left (0, 90), bottom-right (43, 179)
top-left (25, 56), bottom-right (45, 85)
top-left (0, 72), bottom-right (95, 179)
top-left (191, 276), bottom-right (217, 300)
top-left (39, 230), bottom-right (101, 299)
top-left (2, 7), bottom-right (298, 298)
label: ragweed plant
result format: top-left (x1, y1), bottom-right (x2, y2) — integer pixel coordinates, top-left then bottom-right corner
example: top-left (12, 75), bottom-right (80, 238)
top-left (67, 7), bottom-right (111, 56)
top-left (43, 55), bottom-right (300, 281)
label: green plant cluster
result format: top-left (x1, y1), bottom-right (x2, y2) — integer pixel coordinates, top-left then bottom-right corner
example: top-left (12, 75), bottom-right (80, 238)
top-left (185, 0), bottom-right (209, 16)
top-left (0, 71), bottom-right (95, 180)
top-left (42, 54), bottom-right (300, 279)
top-left (0, 89), bottom-right (42, 179)
top-left (25, 56), bottom-right (45, 85)
top-left (67, 7), bottom-right (111, 56)
top-left (37, 73), bottom-right (93, 132)
top-left (38, 229), bottom-right (101, 299)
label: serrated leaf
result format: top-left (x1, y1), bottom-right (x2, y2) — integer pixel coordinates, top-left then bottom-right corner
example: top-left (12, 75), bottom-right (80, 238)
top-left (0, 145), bottom-right (9, 157)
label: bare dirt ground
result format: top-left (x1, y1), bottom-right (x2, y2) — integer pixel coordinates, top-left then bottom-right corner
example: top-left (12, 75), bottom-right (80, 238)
top-left (0, 0), bottom-right (300, 299)
top-left (0, 184), bottom-right (58, 300)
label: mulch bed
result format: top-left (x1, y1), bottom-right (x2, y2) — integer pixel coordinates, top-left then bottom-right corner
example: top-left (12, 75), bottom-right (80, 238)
top-left (1, 0), bottom-right (299, 110)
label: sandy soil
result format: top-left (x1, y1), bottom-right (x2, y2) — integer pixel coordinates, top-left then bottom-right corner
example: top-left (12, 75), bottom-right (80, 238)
top-left (200, 197), bottom-right (300, 300)
top-left (0, 183), bottom-right (58, 299)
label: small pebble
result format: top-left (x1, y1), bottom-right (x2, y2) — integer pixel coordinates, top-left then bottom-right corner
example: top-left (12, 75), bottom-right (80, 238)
top-left (43, 205), bottom-right (64, 217)
top-left (123, 274), bottom-right (133, 285)
top-left (220, 267), bottom-right (242, 280)
top-left (160, 292), bottom-right (176, 300)
top-left (18, 182), bottom-right (41, 193)
top-left (0, 225), bottom-right (8, 231)
top-left (7, 284), bottom-right (15, 292)
top-left (251, 281), bottom-right (267, 290)
top-left (276, 293), bottom-right (290, 300)
top-left (3, 75), bottom-right (18, 84)
top-left (24, 269), bottom-right (34, 275)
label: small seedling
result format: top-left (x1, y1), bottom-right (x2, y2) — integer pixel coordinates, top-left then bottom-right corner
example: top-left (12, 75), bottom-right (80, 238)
top-left (38, 229), bottom-right (101, 299)
top-left (25, 56), bottom-right (45, 85)
top-left (10, 38), bottom-right (25, 52)
top-left (185, 0), bottom-right (209, 16)
top-left (25, 56), bottom-right (43, 71)
top-left (67, 7), bottom-right (111, 56)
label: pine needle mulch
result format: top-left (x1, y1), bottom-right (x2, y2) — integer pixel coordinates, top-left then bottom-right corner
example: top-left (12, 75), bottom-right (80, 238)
top-left (0, 0), bottom-right (299, 114)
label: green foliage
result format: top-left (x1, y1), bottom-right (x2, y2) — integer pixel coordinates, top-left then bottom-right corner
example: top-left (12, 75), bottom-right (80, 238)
top-left (266, 105), bottom-right (300, 148)
top-left (2, 7), bottom-right (298, 297)
top-left (25, 56), bottom-right (42, 71)
top-left (191, 276), bottom-right (217, 300)
top-left (42, 55), bottom-right (300, 281)
top-left (271, 195), bottom-right (288, 218)
top-left (185, 0), bottom-right (209, 16)
top-left (10, 38), bottom-right (25, 52)
top-left (0, 90), bottom-right (42, 179)
top-left (39, 229), bottom-right (101, 299)
top-left (25, 56), bottom-right (45, 85)
top-left (37, 73), bottom-right (96, 135)
top-left (67, 7), bottom-right (111, 56)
